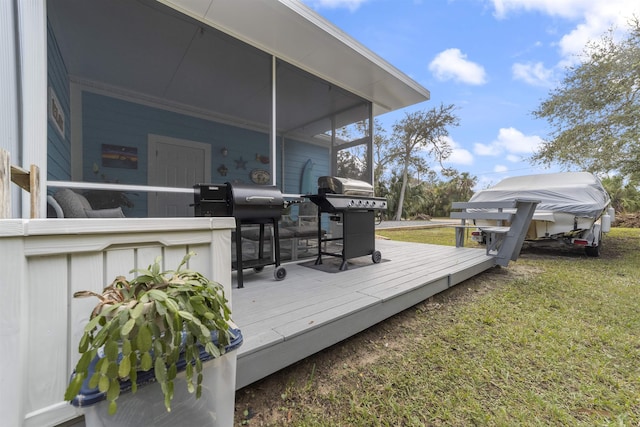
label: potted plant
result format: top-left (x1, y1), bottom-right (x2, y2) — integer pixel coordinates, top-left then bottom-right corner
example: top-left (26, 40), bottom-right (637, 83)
top-left (64, 252), bottom-right (234, 416)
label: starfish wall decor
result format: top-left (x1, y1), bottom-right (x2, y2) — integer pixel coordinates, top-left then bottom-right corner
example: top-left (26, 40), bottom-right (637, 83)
top-left (235, 156), bottom-right (247, 170)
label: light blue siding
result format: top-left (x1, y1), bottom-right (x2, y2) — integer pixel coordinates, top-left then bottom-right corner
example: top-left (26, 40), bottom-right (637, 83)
top-left (282, 138), bottom-right (329, 194)
top-left (82, 92), bottom-right (272, 187)
top-left (46, 21), bottom-right (70, 182)
top-left (81, 92), bottom-right (330, 217)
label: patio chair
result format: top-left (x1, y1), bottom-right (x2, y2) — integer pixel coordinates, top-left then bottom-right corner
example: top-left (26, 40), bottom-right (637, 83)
top-left (47, 188), bottom-right (125, 218)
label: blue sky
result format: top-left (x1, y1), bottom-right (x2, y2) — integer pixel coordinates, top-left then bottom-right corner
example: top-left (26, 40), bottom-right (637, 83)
top-left (301, 0), bottom-right (640, 189)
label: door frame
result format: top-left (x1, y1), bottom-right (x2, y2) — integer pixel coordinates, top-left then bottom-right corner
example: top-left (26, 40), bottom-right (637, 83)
top-left (147, 134), bottom-right (212, 216)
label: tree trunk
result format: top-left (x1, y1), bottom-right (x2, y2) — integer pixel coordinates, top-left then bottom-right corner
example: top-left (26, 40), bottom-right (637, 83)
top-left (395, 160), bottom-right (409, 220)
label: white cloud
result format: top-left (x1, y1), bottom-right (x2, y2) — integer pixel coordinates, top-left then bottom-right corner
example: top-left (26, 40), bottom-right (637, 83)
top-left (448, 148), bottom-right (474, 165)
top-left (442, 136), bottom-right (474, 165)
top-left (304, 0), bottom-right (369, 12)
top-left (496, 127), bottom-right (543, 154)
top-left (494, 164), bottom-right (509, 173)
top-left (489, 0), bottom-right (640, 65)
top-left (490, 0), bottom-right (587, 20)
top-left (473, 142), bottom-right (500, 156)
top-left (428, 49), bottom-right (487, 85)
top-left (512, 62), bottom-right (555, 87)
top-left (474, 127), bottom-right (544, 158)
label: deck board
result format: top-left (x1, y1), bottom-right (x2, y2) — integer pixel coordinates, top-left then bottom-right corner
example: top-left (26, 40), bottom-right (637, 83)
top-left (232, 240), bottom-right (496, 389)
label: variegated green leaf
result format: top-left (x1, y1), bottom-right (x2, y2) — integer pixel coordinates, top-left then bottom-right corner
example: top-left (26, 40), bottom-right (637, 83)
top-left (76, 349), bottom-right (96, 373)
top-left (136, 324), bottom-right (152, 352)
top-left (78, 333), bottom-right (89, 353)
top-left (89, 372), bottom-right (101, 389)
top-left (146, 289), bottom-right (167, 302)
top-left (129, 301), bottom-right (145, 319)
top-left (121, 339), bottom-right (131, 356)
top-left (154, 356), bottom-right (167, 383)
top-left (140, 352), bottom-right (153, 371)
top-left (106, 378), bottom-right (120, 402)
top-left (98, 375), bottom-right (110, 393)
top-left (205, 341), bottom-right (220, 358)
top-left (168, 363), bottom-right (177, 381)
top-left (64, 373), bottom-right (85, 401)
top-left (108, 400), bottom-right (117, 416)
top-left (107, 361), bottom-right (118, 378)
top-left (104, 340), bottom-right (118, 361)
top-left (98, 358), bottom-right (109, 375)
top-left (118, 355), bottom-right (131, 378)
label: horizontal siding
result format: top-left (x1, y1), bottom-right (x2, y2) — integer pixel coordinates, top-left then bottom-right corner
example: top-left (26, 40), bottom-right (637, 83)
top-left (282, 137), bottom-right (329, 194)
top-left (46, 21), bottom-right (70, 182)
top-left (81, 92), bottom-right (275, 217)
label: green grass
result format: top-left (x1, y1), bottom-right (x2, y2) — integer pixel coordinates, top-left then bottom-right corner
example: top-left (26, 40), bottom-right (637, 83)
top-left (237, 227), bottom-right (640, 426)
top-left (376, 226), bottom-right (480, 247)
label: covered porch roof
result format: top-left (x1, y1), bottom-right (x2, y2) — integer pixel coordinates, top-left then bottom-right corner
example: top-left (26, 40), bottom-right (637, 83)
top-left (47, 0), bottom-right (430, 138)
top-left (165, 0), bottom-right (431, 115)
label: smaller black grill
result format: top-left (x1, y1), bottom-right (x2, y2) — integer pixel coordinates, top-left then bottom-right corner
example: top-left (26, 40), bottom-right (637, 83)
top-left (193, 182), bottom-right (286, 288)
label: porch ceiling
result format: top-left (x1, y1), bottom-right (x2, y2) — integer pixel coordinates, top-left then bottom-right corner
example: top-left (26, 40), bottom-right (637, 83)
top-left (47, 0), bottom-right (430, 136)
top-left (164, 0), bottom-right (431, 114)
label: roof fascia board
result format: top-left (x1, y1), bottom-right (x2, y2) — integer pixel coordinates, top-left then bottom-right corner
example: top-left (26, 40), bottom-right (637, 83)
top-left (279, 0), bottom-right (429, 97)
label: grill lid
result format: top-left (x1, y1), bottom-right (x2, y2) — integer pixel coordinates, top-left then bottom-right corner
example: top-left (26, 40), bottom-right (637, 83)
top-left (227, 182), bottom-right (284, 220)
top-left (317, 176), bottom-right (374, 197)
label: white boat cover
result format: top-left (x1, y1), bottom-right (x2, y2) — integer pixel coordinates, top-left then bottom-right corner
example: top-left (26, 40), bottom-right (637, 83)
top-left (469, 172), bottom-right (610, 218)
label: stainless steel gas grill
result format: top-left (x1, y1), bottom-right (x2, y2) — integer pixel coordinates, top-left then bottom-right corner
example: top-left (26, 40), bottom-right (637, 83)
top-left (306, 177), bottom-right (387, 271)
top-left (193, 182), bottom-right (287, 288)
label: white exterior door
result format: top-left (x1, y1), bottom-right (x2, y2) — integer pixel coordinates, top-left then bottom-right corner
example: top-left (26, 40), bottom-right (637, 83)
top-left (148, 135), bottom-right (211, 217)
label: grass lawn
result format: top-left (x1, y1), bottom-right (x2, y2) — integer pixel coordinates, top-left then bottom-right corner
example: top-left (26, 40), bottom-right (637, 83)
top-left (235, 227), bottom-right (640, 426)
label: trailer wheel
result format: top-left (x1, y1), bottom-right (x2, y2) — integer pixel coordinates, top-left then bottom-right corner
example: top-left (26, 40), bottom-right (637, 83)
top-left (585, 245), bottom-right (600, 257)
top-left (585, 229), bottom-right (602, 257)
top-left (274, 266), bottom-right (287, 281)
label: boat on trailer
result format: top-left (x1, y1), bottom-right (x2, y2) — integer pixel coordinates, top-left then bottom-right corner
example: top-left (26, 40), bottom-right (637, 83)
top-left (467, 172), bottom-right (613, 256)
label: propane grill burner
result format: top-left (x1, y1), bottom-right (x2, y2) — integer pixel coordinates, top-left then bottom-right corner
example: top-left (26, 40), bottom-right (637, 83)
top-left (306, 177), bottom-right (387, 270)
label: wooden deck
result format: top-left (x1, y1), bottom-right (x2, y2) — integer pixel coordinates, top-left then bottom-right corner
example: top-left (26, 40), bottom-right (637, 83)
top-left (232, 239), bottom-right (497, 389)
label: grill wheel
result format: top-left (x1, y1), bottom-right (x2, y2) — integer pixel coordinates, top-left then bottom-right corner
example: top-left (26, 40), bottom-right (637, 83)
top-left (274, 266), bottom-right (287, 280)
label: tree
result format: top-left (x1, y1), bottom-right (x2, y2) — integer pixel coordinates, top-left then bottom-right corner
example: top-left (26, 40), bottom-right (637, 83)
top-left (336, 150), bottom-right (365, 180)
top-left (531, 17), bottom-right (640, 180)
top-left (439, 170), bottom-right (477, 213)
top-left (372, 120), bottom-right (393, 195)
top-left (390, 104), bottom-right (459, 220)
top-left (601, 175), bottom-right (640, 213)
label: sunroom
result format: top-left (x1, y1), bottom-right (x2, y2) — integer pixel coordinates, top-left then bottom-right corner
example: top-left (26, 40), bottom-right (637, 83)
top-left (41, 0), bottom-right (430, 221)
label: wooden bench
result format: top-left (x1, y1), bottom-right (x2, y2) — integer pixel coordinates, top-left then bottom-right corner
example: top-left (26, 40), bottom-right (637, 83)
top-left (450, 199), bottom-right (539, 266)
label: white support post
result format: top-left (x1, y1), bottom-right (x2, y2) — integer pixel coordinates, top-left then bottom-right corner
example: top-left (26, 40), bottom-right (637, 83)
top-left (16, 0), bottom-right (47, 219)
top-left (0, 148), bottom-right (10, 218)
top-left (0, 1), bottom-right (21, 219)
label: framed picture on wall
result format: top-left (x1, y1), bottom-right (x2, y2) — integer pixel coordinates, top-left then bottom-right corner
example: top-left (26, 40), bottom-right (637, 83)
top-left (48, 87), bottom-right (65, 137)
top-left (101, 144), bottom-right (138, 169)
